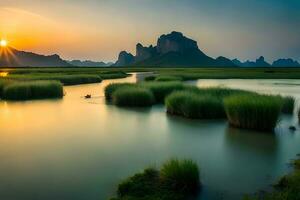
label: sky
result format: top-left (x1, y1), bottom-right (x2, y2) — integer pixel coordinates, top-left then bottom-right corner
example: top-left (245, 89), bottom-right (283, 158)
top-left (0, 0), bottom-right (299, 62)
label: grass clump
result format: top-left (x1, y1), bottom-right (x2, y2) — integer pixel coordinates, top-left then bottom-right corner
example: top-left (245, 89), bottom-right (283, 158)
top-left (111, 159), bottom-right (200, 200)
top-left (281, 96), bottom-right (295, 114)
top-left (141, 81), bottom-right (184, 103)
top-left (112, 87), bottom-right (155, 107)
top-left (160, 159), bottom-right (200, 194)
top-left (2, 81), bottom-right (63, 100)
top-left (154, 75), bottom-right (183, 82)
top-left (99, 71), bottom-right (128, 79)
top-left (104, 83), bottom-right (135, 100)
top-left (165, 91), bottom-right (225, 119)
top-left (224, 94), bottom-right (283, 132)
top-left (144, 75), bottom-right (156, 81)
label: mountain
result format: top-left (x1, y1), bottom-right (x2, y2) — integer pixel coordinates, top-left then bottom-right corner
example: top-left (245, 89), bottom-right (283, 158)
top-left (114, 31), bottom-right (236, 67)
top-left (272, 58), bottom-right (300, 67)
top-left (0, 47), bottom-right (71, 67)
top-left (233, 57), bottom-right (300, 67)
top-left (233, 56), bottom-right (271, 67)
top-left (68, 60), bottom-right (113, 67)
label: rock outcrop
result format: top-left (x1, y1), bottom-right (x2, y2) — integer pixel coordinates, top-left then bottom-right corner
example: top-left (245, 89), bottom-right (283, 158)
top-left (114, 51), bottom-right (134, 66)
top-left (114, 31), bottom-right (235, 67)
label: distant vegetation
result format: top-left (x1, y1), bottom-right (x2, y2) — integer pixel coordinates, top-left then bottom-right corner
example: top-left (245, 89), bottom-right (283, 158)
top-left (111, 159), bottom-right (200, 200)
top-left (2, 80), bottom-right (63, 100)
top-left (154, 75), bottom-right (183, 82)
top-left (224, 94), bottom-right (282, 132)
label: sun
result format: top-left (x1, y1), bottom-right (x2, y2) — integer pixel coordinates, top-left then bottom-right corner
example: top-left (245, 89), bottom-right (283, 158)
top-left (0, 40), bottom-right (7, 47)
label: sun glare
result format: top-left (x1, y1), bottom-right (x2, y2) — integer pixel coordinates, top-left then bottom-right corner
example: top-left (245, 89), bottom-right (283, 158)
top-left (0, 40), bottom-right (7, 47)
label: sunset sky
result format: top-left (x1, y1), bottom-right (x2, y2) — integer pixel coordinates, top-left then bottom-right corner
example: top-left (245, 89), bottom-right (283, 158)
top-left (0, 0), bottom-right (299, 62)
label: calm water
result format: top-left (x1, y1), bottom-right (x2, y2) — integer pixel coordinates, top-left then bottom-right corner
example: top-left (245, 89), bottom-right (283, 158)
top-left (0, 74), bottom-right (299, 200)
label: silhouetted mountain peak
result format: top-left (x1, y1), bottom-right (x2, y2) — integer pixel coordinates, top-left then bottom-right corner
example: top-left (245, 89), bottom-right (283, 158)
top-left (114, 31), bottom-right (235, 67)
top-left (0, 47), bottom-right (71, 67)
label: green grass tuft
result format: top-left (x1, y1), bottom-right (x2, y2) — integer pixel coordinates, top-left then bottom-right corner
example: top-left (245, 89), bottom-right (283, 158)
top-left (112, 87), bottom-right (155, 107)
top-left (2, 81), bottom-right (63, 100)
top-left (111, 159), bottom-right (200, 200)
top-left (104, 83), bottom-right (135, 100)
top-left (281, 96), bottom-right (295, 114)
top-left (141, 82), bottom-right (184, 103)
top-left (160, 159), bottom-right (200, 194)
top-left (224, 94), bottom-right (283, 132)
top-left (165, 91), bottom-right (225, 119)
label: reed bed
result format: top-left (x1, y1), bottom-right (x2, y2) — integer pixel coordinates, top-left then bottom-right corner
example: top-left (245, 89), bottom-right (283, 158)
top-left (111, 159), bottom-right (200, 200)
top-left (224, 94), bottom-right (283, 132)
top-left (104, 83), bottom-right (135, 100)
top-left (141, 81), bottom-right (184, 103)
top-left (281, 96), bottom-right (295, 114)
top-left (2, 80), bottom-right (63, 100)
top-left (165, 91), bottom-right (225, 119)
top-left (112, 87), bottom-right (155, 107)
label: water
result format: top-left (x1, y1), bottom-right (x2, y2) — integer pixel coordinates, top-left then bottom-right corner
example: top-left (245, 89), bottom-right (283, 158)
top-left (0, 74), bottom-right (299, 200)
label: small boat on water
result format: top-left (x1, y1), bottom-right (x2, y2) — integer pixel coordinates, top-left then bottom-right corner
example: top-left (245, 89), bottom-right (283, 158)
top-left (85, 94), bottom-right (92, 99)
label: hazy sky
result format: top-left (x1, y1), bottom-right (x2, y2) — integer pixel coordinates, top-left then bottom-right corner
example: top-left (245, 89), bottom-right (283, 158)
top-left (0, 0), bottom-right (299, 62)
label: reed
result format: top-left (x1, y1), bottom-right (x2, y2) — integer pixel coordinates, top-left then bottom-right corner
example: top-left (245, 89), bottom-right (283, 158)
top-left (281, 96), bottom-right (295, 114)
top-left (224, 94), bottom-right (283, 132)
top-left (112, 87), bottom-right (155, 107)
top-left (104, 83), bottom-right (135, 100)
top-left (165, 91), bottom-right (225, 119)
top-left (2, 81), bottom-right (63, 100)
top-left (141, 81), bottom-right (184, 103)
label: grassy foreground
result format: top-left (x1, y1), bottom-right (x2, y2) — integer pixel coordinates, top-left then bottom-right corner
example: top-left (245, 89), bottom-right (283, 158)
top-left (111, 159), bottom-right (200, 200)
top-left (2, 80), bottom-right (63, 100)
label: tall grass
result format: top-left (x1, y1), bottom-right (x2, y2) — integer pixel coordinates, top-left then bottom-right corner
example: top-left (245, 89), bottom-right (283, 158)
top-left (111, 159), bottom-right (200, 200)
top-left (104, 83), bottom-right (135, 100)
top-left (281, 96), bottom-right (295, 114)
top-left (154, 75), bottom-right (183, 82)
top-left (165, 91), bottom-right (225, 119)
top-left (160, 159), bottom-right (200, 194)
top-left (224, 94), bottom-right (283, 132)
top-left (141, 81), bottom-right (184, 103)
top-left (2, 81), bottom-right (63, 100)
top-left (112, 87), bottom-right (155, 107)
top-left (99, 71), bottom-right (128, 79)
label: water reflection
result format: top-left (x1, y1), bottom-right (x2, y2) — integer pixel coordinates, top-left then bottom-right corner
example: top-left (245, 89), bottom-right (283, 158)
top-left (0, 77), bottom-right (299, 200)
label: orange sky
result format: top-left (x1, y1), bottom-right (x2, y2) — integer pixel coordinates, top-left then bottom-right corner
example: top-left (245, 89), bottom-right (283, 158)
top-left (1, 1), bottom-right (299, 62)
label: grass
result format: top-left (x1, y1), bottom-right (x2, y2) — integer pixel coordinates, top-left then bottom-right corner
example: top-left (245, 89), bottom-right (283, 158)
top-left (165, 91), bottom-right (225, 119)
top-left (111, 159), bottom-right (200, 200)
top-left (104, 83), bottom-right (135, 100)
top-left (4, 74), bottom-right (103, 85)
top-left (154, 75), bottom-right (183, 82)
top-left (224, 94), bottom-right (283, 132)
top-left (112, 87), bottom-right (155, 107)
top-left (245, 158), bottom-right (300, 200)
top-left (160, 159), bottom-right (200, 194)
top-left (2, 80), bottom-right (63, 100)
top-left (144, 75), bottom-right (157, 81)
top-left (141, 81), bottom-right (185, 103)
top-left (281, 96), bottom-right (295, 114)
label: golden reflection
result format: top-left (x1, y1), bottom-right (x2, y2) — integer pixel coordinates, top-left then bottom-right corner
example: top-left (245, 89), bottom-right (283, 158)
top-left (0, 72), bottom-right (8, 77)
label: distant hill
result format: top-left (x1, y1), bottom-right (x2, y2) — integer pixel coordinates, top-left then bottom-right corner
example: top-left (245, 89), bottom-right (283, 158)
top-left (68, 60), bottom-right (113, 67)
top-left (232, 57), bottom-right (300, 67)
top-left (114, 31), bottom-right (236, 67)
top-left (0, 47), bottom-right (71, 67)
